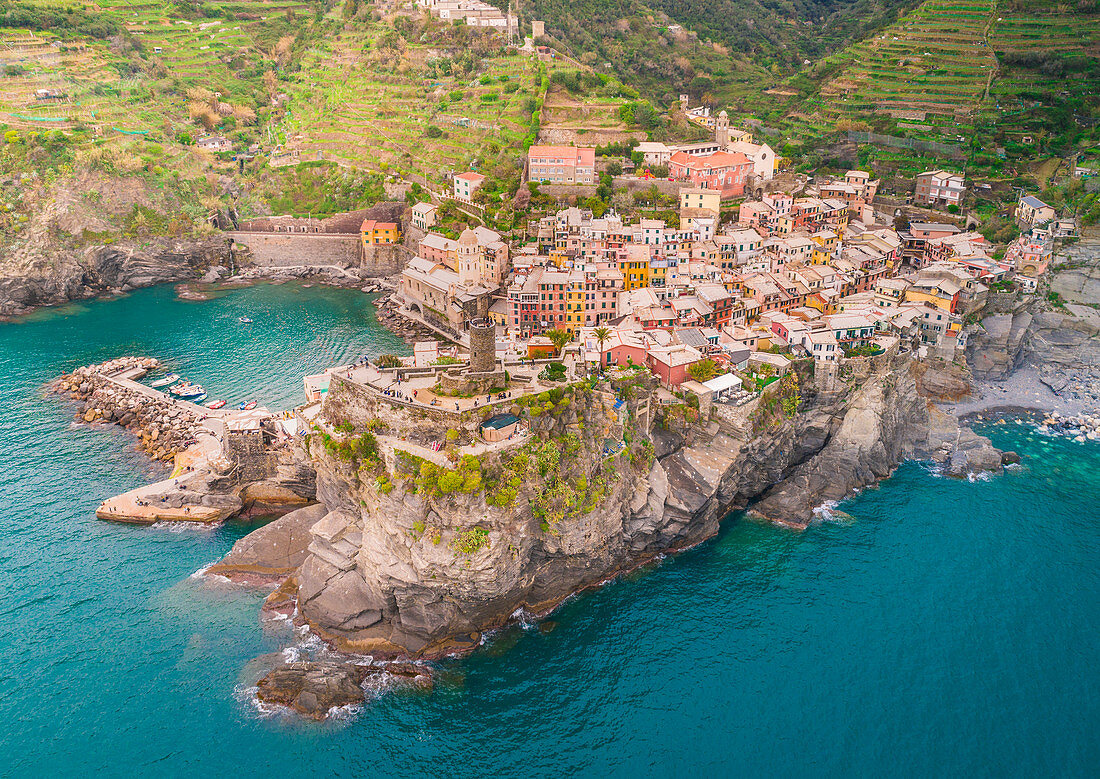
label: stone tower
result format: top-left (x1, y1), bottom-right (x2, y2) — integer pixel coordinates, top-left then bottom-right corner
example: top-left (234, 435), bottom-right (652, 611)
top-left (716, 110), bottom-right (730, 147)
top-left (468, 319), bottom-right (496, 374)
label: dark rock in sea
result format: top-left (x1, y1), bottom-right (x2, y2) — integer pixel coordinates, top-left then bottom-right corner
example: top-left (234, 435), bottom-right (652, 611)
top-left (1001, 451), bottom-right (1021, 465)
top-left (254, 659), bottom-right (433, 718)
top-left (255, 661), bottom-right (367, 719)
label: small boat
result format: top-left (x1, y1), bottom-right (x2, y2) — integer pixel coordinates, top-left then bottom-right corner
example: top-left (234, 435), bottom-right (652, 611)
top-left (176, 384), bottom-right (206, 399)
top-left (238, 317), bottom-right (254, 324)
top-left (151, 373), bottom-right (179, 388)
top-left (190, 393), bottom-right (208, 404)
top-left (168, 380), bottom-right (191, 395)
top-left (239, 400), bottom-right (257, 411)
top-left (205, 399), bottom-right (226, 410)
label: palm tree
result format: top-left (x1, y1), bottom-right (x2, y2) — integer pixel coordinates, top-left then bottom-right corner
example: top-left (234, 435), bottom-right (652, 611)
top-left (546, 328), bottom-right (571, 354)
top-left (593, 326), bottom-right (611, 375)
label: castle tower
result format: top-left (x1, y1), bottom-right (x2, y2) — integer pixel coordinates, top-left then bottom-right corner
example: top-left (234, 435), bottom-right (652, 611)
top-left (716, 110), bottom-right (730, 147)
top-left (468, 319), bottom-right (496, 374)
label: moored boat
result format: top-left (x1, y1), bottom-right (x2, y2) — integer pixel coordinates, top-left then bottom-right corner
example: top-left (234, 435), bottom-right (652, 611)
top-left (150, 373), bottom-right (179, 388)
top-left (168, 380), bottom-right (192, 395)
top-left (176, 384), bottom-right (206, 399)
top-left (238, 317), bottom-right (254, 324)
top-left (239, 400), bottom-right (257, 410)
top-left (205, 399), bottom-right (226, 410)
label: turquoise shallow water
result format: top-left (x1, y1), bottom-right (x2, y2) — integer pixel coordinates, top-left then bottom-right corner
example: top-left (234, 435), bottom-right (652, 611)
top-left (0, 284), bottom-right (1098, 777)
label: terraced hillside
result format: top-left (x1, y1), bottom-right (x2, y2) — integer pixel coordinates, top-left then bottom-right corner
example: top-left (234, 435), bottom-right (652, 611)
top-left (760, 0), bottom-right (1100, 170)
top-left (281, 17), bottom-right (634, 187)
top-left (279, 23), bottom-right (537, 185)
top-left (0, 0), bottom-right (320, 133)
top-left (810, 0), bottom-right (998, 122)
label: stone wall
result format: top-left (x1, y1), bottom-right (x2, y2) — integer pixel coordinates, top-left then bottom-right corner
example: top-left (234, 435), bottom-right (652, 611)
top-left (228, 233), bottom-right (361, 268)
top-left (611, 177), bottom-right (683, 197)
top-left (228, 233), bottom-right (409, 276)
top-left (360, 244), bottom-right (409, 277)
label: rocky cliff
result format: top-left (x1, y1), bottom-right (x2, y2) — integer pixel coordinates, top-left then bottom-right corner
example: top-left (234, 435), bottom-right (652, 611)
top-left (0, 237), bottom-right (231, 318)
top-left (965, 236), bottom-right (1100, 396)
top-left (272, 354), bottom-right (1001, 660)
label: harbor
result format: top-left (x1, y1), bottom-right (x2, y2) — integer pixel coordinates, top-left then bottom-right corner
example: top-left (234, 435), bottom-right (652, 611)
top-left (55, 355), bottom-right (306, 525)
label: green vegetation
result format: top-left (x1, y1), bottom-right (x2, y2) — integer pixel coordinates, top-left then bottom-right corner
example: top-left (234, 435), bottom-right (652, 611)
top-left (260, 164), bottom-right (384, 218)
top-left (780, 371), bottom-right (801, 418)
top-left (539, 362), bottom-right (567, 382)
top-left (686, 359), bottom-right (720, 383)
top-left (450, 527), bottom-right (490, 556)
top-left (320, 430), bottom-right (380, 465)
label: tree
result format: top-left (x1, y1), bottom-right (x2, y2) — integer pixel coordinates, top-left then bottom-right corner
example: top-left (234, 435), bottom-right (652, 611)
top-left (687, 359), bottom-right (719, 383)
top-left (545, 329), bottom-right (571, 353)
top-left (593, 326), bottom-right (611, 373)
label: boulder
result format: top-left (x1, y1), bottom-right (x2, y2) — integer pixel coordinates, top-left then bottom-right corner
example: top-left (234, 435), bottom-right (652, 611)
top-left (255, 661), bottom-right (367, 719)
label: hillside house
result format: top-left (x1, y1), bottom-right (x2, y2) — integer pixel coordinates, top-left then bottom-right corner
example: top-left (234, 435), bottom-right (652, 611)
top-left (197, 136), bottom-right (232, 152)
top-left (1015, 195), bottom-right (1056, 228)
top-left (453, 171), bottom-right (486, 202)
top-left (528, 146), bottom-right (596, 185)
top-left (914, 170), bottom-right (965, 208)
top-left (411, 202), bottom-right (437, 231)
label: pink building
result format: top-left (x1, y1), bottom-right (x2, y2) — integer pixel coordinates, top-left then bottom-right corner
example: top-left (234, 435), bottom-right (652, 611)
top-left (669, 150), bottom-right (753, 199)
top-left (646, 344), bottom-right (705, 388)
top-left (528, 146), bottom-right (596, 184)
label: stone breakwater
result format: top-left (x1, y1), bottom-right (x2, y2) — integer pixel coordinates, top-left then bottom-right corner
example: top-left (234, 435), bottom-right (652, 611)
top-left (54, 357), bottom-right (203, 463)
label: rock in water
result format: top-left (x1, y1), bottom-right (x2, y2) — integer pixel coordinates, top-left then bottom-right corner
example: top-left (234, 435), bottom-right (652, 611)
top-left (206, 503), bottom-right (328, 582)
top-left (255, 661), bottom-right (366, 719)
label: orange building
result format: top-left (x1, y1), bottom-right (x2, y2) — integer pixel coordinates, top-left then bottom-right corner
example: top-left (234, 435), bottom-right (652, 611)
top-left (360, 219), bottom-right (399, 246)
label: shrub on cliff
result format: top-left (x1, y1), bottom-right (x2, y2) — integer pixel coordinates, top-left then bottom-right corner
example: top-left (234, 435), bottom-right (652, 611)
top-left (450, 527), bottom-right (489, 556)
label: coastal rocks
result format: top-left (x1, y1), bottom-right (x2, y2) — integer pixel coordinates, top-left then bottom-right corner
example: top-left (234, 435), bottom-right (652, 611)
top-left (944, 428), bottom-right (1004, 478)
top-left (206, 503), bottom-right (328, 583)
top-left (0, 237), bottom-right (231, 319)
top-left (255, 661), bottom-right (369, 718)
top-left (254, 660), bottom-right (432, 719)
top-left (372, 293), bottom-right (438, 344)
top-left (967, 312), bottom-right (1032, 379)
top-left (750, 369), bottom-right (928, 528)
top-left (914, 360), bottom-right (971, 401)
top-left (285, 353), bottom-right (1011, 659)
top-left (1040, 410), bottom-right (1100, 439)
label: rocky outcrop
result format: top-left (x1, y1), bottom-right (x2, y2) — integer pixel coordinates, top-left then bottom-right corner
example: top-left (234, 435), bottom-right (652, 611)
top-left (966, 235), bottom-right (1100, 392)
top-left (254, 659), bottom-right (431, 719)
top-left (0, 237), bottom-right (230, 318)
top-left (284, 354), bottom-right (1002, 660)
top-left (206, 503), bottom-right (327, 583)
top-left (256, 661), bottom-right (368, 718)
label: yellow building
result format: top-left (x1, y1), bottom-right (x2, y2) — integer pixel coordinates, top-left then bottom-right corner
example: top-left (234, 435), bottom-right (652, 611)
top-left (619, 244), bottom-right (651, 291)
top-left (810, 229), bottom-right (838, 259)
top-left (360, 219), bottom-right (399, 247)
top-left (679, 187), bottom-right (722, 218)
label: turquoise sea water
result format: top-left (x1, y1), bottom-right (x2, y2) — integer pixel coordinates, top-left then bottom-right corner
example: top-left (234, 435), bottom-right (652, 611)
top-left (0, 284), bottom-right (1097, 777)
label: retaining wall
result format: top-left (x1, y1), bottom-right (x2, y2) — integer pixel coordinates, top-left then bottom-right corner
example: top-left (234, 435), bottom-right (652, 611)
top-left (227, 233), bottom-right (408, 276)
